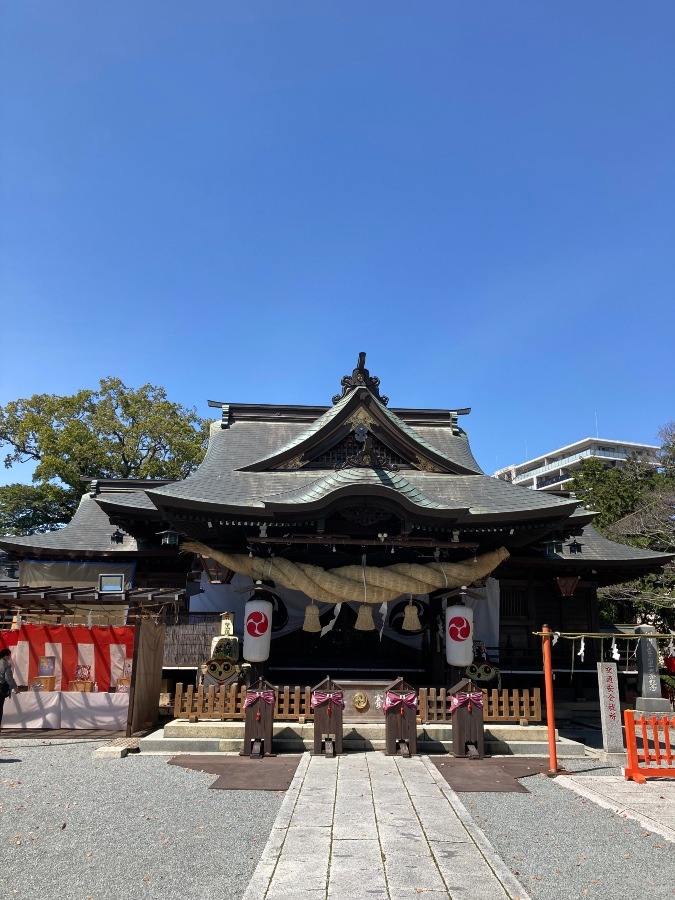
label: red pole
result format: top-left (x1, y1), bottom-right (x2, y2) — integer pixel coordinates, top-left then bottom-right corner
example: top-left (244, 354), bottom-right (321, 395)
top-left (542, 624), bottom-right (559, 774)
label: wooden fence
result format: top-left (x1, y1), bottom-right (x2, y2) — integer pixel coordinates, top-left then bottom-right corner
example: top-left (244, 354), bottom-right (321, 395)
top-left (419, 687), bottom-right (541, 723)
top-left (173, 684), bottom-right (542, 723)
top-left (624, 709), bottom-right (675, 783)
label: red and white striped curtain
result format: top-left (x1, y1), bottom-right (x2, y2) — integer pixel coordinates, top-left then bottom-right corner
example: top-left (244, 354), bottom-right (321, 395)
top-left (0, 624), bottom-right (134, 691)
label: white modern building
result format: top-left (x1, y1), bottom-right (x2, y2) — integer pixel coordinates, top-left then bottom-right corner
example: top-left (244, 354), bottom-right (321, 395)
top-left (494, 438), bottom-right (659, 492)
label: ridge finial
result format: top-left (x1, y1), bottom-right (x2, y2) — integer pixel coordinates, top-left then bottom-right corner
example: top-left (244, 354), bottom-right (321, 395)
top-left (332, 352), bottom-right (389, 405)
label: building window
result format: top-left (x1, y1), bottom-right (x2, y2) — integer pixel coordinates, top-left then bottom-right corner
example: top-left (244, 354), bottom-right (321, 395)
top-left (501, 586), bottom-right (528, 618)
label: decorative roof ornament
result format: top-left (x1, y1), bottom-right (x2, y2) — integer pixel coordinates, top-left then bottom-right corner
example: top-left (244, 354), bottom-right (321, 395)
top-left (332, 352), bottom-right (389, 405)
top-left (347, 406), bottom-right (377, 430)
top-left (413, 455), bottom-right (443, 473)
top-left (277, 453), bottom-right (306, 470)
top-left (335, 430), bottom-right (399, 473)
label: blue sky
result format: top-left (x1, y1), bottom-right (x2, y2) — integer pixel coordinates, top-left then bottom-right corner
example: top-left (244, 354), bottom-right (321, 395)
top-left (1, 1), bottom-right (673, 486)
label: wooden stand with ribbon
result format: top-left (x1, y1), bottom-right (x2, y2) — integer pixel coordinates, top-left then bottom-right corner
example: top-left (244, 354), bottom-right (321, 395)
top-left (242, 677), bottom-right (276, 758)
top-left (449, 677), bottom-right (485, 759)
top-left (311, 676), bottom-right (345, 757)
top-left (383, 676), bottom-right (418, 757)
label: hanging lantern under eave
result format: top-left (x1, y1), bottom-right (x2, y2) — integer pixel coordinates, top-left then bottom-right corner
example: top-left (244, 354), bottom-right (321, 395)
top-left (302, 601), bottom-right (321, 633)
top-left (402, 599), bottom-right (422, 632)
top-left (243, 588), bottom-right (274, 662)
top-left (354, 604), bottom-right (375, 631)
top-left (445, 604), bottom-right (474, 667)
top-left (159, 530), bottom-right (180, 547)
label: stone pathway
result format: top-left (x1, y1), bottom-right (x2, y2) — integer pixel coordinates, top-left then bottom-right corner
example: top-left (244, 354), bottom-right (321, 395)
top-left (557, 773), bottom-right (675, 844)
top-left (243, 752), bottom-right (529, 900)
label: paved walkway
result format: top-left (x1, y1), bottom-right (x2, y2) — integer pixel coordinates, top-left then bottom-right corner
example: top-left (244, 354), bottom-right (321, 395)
top-left (243, 752), bottom-right (529, 900)
top-left (557, 771), bottom-right (675, 844)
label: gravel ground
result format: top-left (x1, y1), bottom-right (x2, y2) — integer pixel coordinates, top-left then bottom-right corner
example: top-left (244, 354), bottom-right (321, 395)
top-left (1, 738), bottom-right (283, 900)
top-left (5, 738), bottom-right (675, 900)
top-left (462, 758), bottom-right (675, 900)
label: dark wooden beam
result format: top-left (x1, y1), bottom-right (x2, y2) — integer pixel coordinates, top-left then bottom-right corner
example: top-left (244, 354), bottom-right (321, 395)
top-left (248, 535), bottom-right (479, 549)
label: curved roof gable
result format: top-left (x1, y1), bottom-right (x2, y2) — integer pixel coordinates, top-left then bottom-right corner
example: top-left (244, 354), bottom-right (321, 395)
top-left (263, 467), bottom-right (465, 518)
top-left (240, 386), bottom-right (482, 476)
top-left (146, 357), bottom-right (579, 522)
top-left (0, 493), bottom-right (138, 556)
top-left (546, 524), bottom-right (673, 566)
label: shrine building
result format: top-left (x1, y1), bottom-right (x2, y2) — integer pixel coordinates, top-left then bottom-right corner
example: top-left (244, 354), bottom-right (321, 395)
top-left (0, 354), bottom-right (670, 699)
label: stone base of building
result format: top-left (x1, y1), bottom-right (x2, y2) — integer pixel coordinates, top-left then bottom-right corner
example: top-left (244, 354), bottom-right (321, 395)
top-left (138, 719), bottom-right (587, 757)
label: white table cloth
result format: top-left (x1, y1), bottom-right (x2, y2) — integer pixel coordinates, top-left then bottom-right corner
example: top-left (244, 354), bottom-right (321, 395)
top-left (60, 692), bottom-right (129, 729)
top-left (2, 692), bottom-right (129, 730)
top-left (3, 692), bottom-right (62, 729)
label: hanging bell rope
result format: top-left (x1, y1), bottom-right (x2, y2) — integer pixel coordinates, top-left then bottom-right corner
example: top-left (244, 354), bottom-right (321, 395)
top-left (182, 542), bottom-right (509, 605)
top-left (402, 597), bottom-right (422, 631)
top-left (302, 601), bottom-right (321, 633)
top-left (354, 604), bottom-right (376, 631)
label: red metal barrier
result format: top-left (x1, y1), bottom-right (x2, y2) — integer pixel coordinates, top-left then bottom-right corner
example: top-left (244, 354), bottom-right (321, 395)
top-left (624, 709), bottom-right (675, 783)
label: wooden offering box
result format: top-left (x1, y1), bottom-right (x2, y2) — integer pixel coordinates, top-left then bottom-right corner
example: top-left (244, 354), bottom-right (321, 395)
top-left (242, 678), bottom-right (275, 758)
top-left (68, 681), bottom-right (94, 692)
top-left (449, 677), bottom-right (485, 759)
top-left (383, 676), bottom-right (418, 757)
top-left (31, 676), bottom-right (56, 692)
top-left (311, 676), bottom-right (344, 756)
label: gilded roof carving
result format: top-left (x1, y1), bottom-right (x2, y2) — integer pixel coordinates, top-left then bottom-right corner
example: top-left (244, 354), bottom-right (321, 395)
top-left (346, 406), bottom-right (377, 430)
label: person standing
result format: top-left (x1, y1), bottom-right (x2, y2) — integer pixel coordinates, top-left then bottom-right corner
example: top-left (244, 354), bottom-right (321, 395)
top-left (0, 647), bottom-right (17, 729)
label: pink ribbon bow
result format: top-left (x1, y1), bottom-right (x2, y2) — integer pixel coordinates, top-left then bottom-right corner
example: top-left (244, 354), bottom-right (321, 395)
top-left (243, 689), bottom-right (276, 708)
top-left (310, 690), bottom-right (345, 710)
top-left (449, 691), bottom-right (484, 712)
top-left (383, 690), bottom-right (418, 712)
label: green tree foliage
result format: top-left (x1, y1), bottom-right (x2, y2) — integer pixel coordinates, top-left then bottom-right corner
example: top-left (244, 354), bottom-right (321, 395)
top-left (604, 488), bottom-right (675, 628)
top-left (566, 455), bottom-right (655, 532)
top-left (0, 378), bottom-right (209, 533)
top-left (568, 435), bottom-right (675, 627)
top-left (0, 483), bottom-right (75, 535)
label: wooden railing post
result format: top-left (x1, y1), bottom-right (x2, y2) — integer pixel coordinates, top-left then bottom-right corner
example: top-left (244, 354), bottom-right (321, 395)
top-left (174, 683), bottom-right (183, 718)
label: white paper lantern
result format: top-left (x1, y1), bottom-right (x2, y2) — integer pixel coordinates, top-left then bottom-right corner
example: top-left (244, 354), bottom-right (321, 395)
top-left (243, 597), bottom-right (274, 662)
top-left (445, 605), bottom-right (474, 667)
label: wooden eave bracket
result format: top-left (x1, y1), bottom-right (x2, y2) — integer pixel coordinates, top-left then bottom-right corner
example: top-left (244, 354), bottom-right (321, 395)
top-left (198, 555), bottom-right (235, 585)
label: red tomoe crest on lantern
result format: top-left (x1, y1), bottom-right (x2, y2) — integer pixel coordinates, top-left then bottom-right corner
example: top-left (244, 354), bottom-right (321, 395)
top-left (246, 611), bottom-right (269, 637)
top-left (445, 605), bottom-right (474, 667)
top-left (243, 596), bottom-right (274, 662)
top-left (448, 615), bottom-right (471, 642)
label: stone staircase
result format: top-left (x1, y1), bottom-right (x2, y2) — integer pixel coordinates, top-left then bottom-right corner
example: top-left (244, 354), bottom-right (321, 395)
top-left (139, 719), bottom-right (587, 757)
